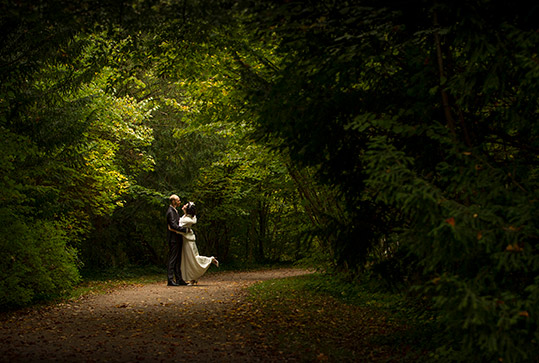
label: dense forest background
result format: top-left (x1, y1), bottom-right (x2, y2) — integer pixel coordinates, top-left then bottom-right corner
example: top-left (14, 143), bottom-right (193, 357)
top-left (1, 0), bottom-right (537, 361)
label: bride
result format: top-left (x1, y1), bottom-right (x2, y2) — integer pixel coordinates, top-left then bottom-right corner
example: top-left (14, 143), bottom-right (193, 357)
top-left (176, 201), bottom-right (219, 285)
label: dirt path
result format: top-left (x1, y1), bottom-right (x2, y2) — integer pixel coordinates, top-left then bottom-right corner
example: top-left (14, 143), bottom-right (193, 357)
top-left (0, 268), bottom-right (311, 362)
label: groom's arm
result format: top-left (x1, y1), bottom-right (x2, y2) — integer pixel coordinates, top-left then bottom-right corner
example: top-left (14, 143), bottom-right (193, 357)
top-left (166, 210), bottom-right (188, 233)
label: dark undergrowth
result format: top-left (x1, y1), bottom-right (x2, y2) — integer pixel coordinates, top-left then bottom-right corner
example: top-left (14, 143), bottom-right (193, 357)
top-left (245, 272), bottom-right (443, 362)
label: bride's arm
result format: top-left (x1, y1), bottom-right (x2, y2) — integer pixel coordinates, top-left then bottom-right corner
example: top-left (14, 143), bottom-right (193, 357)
top-left (180, 215), bottom-right (197, 228)
top-left (168, 225), bottom-right (184, 234)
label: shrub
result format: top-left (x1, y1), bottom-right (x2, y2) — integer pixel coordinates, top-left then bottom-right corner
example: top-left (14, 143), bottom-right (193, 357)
top-left (0, 211), bottom-right (80, 309)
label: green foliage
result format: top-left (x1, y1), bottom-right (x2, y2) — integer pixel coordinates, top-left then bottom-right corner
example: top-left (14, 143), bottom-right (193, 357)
top-left (365, 131), bottom-right (539, 361)
top-left (2, 3), bottom-right (536, 361)
top-left (0, 124), bottom-right (83, 309)
top-left (0, 213), bottom-right (80, 309)
top-left (165, 72), bottom-right (313, 264)
top-left (235, 0), bottom-right (539, 361)
top-left (192, 141), bottom-right (307, 263)
top-left (0, 10), bottom-right (156, 306)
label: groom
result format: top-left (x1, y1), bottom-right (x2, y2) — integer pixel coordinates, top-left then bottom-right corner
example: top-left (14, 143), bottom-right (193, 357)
top-left (166, 194), bottom-right (189, 286)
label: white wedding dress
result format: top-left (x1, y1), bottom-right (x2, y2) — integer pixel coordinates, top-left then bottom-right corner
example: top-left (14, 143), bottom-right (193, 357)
top-left (179, 214), bottom-right (214, 282)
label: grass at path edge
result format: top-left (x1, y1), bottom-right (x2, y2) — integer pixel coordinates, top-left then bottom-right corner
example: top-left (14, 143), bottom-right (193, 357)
top-left (245, 273), bottom-right (441, 362)
top-left (70, 261), bottom-right (297, 300)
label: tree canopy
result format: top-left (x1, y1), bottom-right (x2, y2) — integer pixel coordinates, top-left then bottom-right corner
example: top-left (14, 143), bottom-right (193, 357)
top-left (1, 0), bottom-right (537, 361)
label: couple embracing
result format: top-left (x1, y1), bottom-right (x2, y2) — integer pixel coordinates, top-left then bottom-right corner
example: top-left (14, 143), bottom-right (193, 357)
top-left (166, 194), bottom-right (219, 286)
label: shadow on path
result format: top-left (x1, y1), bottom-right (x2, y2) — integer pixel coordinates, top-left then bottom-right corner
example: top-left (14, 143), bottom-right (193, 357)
top-left (0, 268), bottom-right (311, 362)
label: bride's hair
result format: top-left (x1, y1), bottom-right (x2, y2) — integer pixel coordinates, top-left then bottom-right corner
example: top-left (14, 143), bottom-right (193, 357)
top-left (186, 202), bottom-right (196, 217)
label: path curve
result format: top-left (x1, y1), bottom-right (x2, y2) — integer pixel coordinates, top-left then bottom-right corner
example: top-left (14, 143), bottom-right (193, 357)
top-left (0, 268), bottom-right (311, 362)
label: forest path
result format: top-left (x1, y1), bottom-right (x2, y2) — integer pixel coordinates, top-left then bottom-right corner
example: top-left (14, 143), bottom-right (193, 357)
top-left (0, 268), bottom-right (311, 362)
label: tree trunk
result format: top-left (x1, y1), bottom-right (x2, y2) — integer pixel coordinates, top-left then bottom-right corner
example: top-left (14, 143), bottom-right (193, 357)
top-left (433, 10), bottom-right (472, 148)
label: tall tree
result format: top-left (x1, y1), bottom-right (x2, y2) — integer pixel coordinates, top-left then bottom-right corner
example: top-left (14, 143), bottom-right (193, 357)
top-left (234, 0), bottom-right (539, 361)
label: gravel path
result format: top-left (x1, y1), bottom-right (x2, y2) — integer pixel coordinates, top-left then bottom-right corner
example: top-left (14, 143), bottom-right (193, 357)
top-left (0, 268), bottom-right (312, 362)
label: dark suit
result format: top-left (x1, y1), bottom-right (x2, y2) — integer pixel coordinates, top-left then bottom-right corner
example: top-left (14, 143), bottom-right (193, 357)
top-left (166, 205), bottom-right (188, 283)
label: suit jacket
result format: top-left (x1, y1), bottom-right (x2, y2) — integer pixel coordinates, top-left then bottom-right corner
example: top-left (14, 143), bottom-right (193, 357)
top-left (166, 205), bottom-right (187, 245)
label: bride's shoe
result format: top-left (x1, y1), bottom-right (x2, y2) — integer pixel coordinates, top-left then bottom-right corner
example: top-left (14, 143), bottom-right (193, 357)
top-left (212, 257), bottom-right (219, 267)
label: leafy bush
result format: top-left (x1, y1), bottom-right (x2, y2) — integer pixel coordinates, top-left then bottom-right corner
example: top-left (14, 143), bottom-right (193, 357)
top-left (0, 213), bottom-right (80, 309)
top-left (364, 131), bottom-right (539, 362)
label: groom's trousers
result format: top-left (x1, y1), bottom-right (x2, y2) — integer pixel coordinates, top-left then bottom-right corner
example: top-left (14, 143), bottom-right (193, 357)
top-left (167, 238), bottom-right (183, 282)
